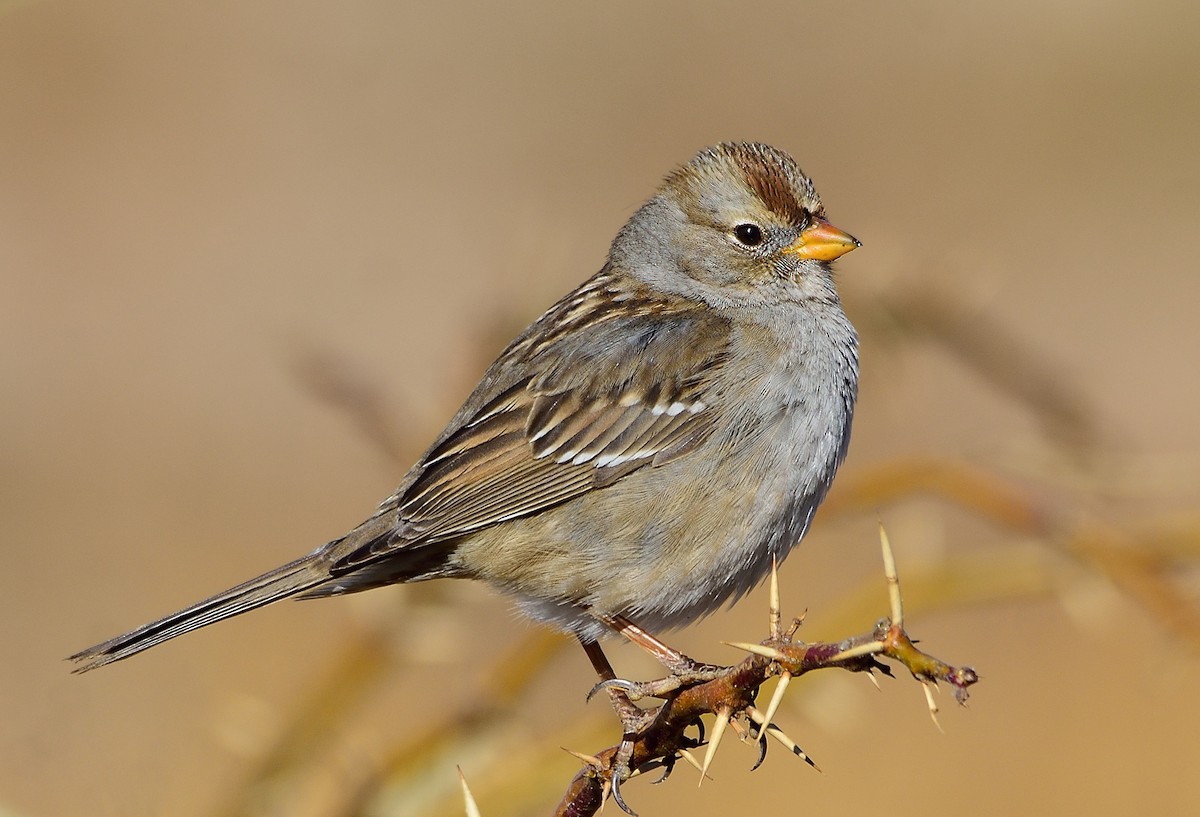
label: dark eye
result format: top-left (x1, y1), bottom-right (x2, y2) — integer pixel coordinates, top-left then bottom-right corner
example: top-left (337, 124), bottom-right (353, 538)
top-left (733, 223), bottom-right (763, 247)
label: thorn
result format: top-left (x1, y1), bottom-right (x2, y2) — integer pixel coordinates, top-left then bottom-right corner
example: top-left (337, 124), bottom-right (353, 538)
top-left (563, 748), bottom-right (602, 767)
top-left (879, 524), bottom-right (904, 627)
top-left (922, 679), bottom-right (944, 732)
top-left (699, 708), bottom-right (731, 785)
top-left (827, 640), bottom-right (884, 663)
top-left (769, 555), bottom-right (782, 640)
top-left (866, 672), bottom-right (882, 691)
top-left (678, 748), bottom-right (709, 778)
top-left (758, 672), bottom-right (792, 738)
top-left (599, 779), bottom-right (611, 816)
top-left (745, 707), bottom-right (818, 770)
top-left (723, 641), bottom-right (785, 661)
top-left (457, 767), bottom-right (481, 817)
top-left (764, 723), bottom-right (820, 771)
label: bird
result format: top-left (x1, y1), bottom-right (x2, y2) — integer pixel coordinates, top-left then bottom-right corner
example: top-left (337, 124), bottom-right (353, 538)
top-left (69, 142), bottom-right (859, 681)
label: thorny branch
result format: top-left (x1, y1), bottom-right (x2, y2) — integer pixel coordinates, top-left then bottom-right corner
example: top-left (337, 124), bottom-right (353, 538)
top-left (551, 528), bottom-right (979, 817)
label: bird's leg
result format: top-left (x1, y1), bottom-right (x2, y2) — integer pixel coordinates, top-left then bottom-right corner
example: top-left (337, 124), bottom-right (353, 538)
top-left (577, 618), bottom-right (732, 812)
top-left (578, 622), bottom-right (735, 812)
top-left (578, 637), bottom-right (656, 815)
top-left (593, 614), bottom-right (730, 700)
top-left (579, 637), bottom-right (655, 728)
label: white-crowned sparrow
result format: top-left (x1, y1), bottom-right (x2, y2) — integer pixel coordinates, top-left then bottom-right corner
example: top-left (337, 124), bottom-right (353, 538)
top-left (71, 142), bottom-right (859, 674)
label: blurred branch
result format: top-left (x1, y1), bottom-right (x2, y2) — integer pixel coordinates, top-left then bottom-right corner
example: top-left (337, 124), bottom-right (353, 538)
top-left (863, 282), bottom-right (1097, 455)
top-left (826, 546), bottom-right (1055, 627)
top-left (211, 626), bottom-right (392, 817)
top-left (829, 456), bottom-right (1200, 650)
top-left (338, 629), bottom-right (568, 817)
top-left (291, 343), bottom-right (412, 465)
top-left (209, 623), bottom-right (570, 817)
top-left (1065, 523), bottom-right (1200, 648)
top-left (824, 456), bottom-right (1047, 532)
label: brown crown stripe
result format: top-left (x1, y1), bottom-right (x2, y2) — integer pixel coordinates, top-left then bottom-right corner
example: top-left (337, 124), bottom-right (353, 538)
top-left (731, 146), bottom-right (809, 225)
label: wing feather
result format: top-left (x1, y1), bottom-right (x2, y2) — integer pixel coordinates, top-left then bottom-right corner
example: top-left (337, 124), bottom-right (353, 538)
top-left (332, 272), bottom-right (732, 574)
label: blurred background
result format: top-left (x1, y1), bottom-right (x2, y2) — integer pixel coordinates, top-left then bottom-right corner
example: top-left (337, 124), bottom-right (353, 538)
top-left (3, 0), bottom-right (1198, 815)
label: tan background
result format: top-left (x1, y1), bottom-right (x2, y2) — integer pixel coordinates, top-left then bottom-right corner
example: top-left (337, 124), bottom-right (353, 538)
top-left (3, 1), bottom-right (1199, 815)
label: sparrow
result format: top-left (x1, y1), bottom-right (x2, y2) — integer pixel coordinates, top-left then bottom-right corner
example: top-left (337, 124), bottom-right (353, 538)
top-left (70, 142), bottom-right (859, 680)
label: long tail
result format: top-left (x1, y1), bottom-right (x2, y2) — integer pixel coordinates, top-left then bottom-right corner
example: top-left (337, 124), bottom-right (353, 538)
top-left (68, 552), bottom-right (334, 672)
top-left (69, 515), bottom-right (399, 673)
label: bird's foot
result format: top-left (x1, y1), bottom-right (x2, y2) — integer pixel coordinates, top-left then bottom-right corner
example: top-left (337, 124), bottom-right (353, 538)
top-left (588, 657), bottom-right (732, 703)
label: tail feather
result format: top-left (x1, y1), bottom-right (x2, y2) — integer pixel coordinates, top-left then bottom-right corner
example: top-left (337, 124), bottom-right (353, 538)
top-left (68, 552), bottom-right (333, 673)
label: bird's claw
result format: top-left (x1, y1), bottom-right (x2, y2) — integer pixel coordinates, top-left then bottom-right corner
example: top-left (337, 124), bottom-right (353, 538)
top-left (587, 677), bottom-right (640, 702)
top-left (610, 738), bottom-right (638, 816)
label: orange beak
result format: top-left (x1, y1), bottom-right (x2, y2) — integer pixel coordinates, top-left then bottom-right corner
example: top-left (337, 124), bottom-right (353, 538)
top-left (782, 218), bottom-right (860, 262)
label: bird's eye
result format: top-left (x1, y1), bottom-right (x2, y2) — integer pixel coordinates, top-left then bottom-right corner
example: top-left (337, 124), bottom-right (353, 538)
top-left (733, 223), bottom-right (763, 247)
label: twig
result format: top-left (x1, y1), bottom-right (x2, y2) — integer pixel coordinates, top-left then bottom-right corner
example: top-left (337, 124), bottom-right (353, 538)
top-left (552, 528), bottom-right (979, 817)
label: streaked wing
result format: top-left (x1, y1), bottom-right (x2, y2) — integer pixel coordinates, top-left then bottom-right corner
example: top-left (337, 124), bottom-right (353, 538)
top-left (332, 272), bottom-right (731, 571)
